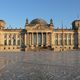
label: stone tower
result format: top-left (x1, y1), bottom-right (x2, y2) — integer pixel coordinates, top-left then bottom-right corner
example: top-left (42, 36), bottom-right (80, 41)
top-left (72, 20), bottom-right (80, 48)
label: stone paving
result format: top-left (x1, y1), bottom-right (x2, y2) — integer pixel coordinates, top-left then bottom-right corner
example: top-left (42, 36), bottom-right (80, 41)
top-left (0, 50), bottom-right (80, 80)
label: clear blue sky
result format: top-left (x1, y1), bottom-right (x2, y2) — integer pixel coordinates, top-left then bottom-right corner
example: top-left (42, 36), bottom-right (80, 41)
top-left (0, 0), bottom-right (80, 28)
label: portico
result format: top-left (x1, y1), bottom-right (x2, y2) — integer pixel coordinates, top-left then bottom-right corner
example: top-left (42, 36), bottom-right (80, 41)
top-left (25, 18), bottom-right (53, 50)
top-left (25, 32), bottom-right (51, 49)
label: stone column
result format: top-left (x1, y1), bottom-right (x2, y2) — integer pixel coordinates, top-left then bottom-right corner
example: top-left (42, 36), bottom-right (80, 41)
top-left (31, 33), bottom-right (34, 49)
top-left (51, 32), bottom-right (54, 48)
top-left (41, 32), bottom-right (43, 47)
top-left (36, 32), bottom-right (38, 47)
top-left (25, 33), bottom-right (26, 46)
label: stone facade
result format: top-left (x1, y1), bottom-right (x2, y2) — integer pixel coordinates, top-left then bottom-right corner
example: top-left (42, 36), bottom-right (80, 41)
top-left (0, 18), bottom-right (80, 52)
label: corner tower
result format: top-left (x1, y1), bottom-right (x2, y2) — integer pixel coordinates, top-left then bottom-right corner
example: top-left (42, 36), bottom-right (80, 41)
top-left (72, 20), bottom-right (80, 30)
top-left (72, 20), bottom-right (80, 48)
top-left (0, 20), bottom-right (6, 29)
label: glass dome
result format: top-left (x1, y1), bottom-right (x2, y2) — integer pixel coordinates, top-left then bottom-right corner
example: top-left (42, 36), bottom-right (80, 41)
top-left (30, 18), bottom-right (48, 25)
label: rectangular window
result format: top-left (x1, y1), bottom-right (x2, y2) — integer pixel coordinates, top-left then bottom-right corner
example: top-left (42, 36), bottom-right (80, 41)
top-left (55, 40), bottom-right (58, 45)
top-left (55, 34), bottom-right (58, 39)
top-left (60, 34), bottom-right (63, 39)
top-left (17, 40), bottom-right (20, 45)
top-left (64, 39), bottom-right (67, 45)
top-left (13, 39), bottom-right (16, 45)
top-left (60, 39), bottom-right (63, 45)
top-left (69, 39), bottom-right (71, 45)
top-left (4, 40), bottom-right (7, 45)
top-left (9, 40), bottom-right (11, 45)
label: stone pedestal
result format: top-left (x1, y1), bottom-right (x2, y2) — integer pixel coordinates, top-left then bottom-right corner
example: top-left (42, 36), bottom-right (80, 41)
top-left (31, 45), bottom-right (34, 49)
top-left (41, 44), bottom-right (43, 47)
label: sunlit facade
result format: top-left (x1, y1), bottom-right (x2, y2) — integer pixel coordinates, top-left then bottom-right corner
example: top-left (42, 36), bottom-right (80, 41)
top-left (0, 18), bottom-right (80, 51)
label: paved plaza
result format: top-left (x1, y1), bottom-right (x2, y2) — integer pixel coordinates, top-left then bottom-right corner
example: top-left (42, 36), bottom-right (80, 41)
top-left (0, 50), bottom-right (80, 80)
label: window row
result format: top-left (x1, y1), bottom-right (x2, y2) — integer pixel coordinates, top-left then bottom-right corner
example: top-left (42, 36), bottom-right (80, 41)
top-left (55, 33), bottom-right (74, 39)
top-left (4, 39), bottom-right (20, 46)
top-left (55, 39), bottom-right (74, 45)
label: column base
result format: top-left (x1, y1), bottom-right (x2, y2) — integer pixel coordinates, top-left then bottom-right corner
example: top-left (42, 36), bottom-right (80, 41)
top-left (46, 44), bottom-right (48, 47)
top-left (36, 45), bottom-right (38, 47)
top-left (31, 45), bottom-right (34, 49)
top-left (78, 45), bottom-right (80, 48)
top-left (51, 45), bottom-right (54, 48)
top-left (41, 44), bottom-right (43, 47)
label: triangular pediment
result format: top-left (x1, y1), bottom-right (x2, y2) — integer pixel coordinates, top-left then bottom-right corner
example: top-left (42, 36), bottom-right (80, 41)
top-left (32, 24), bottom-right (49, 30)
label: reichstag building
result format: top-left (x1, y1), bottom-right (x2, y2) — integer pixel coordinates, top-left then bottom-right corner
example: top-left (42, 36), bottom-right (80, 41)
top-left (0, 18), bottom-right (80, 51)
